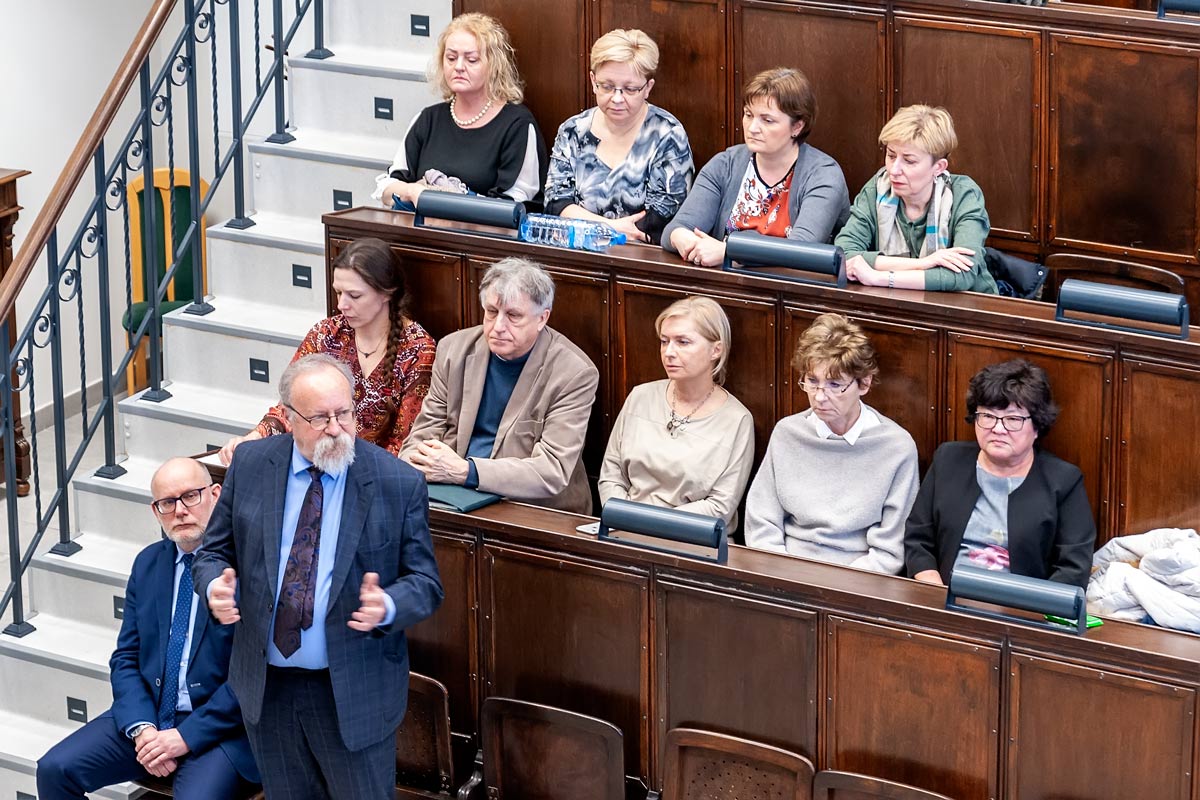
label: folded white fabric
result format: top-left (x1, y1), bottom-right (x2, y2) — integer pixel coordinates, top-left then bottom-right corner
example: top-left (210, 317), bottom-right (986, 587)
top-left (1087, 529), bottom-right (1200, 632)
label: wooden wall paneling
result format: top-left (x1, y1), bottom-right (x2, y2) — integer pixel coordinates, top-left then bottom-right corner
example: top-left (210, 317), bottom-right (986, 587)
top-left (654, 579), bottom-right (818, 784)
top-left (782, 307), bottom-right (942, 471)
top-left (597, 0), bottom-right (730, 168)
top-left (825, 616), bottom-right (1001, 800)
top-left (893, 18), bottom-right (1041, 243)
top-left (613, 280), bottom-right (778, 463)
top-left (944, 333), bottom-right (1114, 542)
top-left (407, 531), bottom-right (480, 737)
top-left (733, 1), bottom-right (888, 193)
top-left (457, 0), bottom-right (590, 154)
top-left (480, 544), bottom-right (651, 780)
top-left (1117, 358), bottom-right (1200, 535)
top-left (326, 238), bottom-right (466, 342)
top-left (1047, 34), bottom-right (1200, 263)
top-left (1006, 653), bottom-right (1196, 800)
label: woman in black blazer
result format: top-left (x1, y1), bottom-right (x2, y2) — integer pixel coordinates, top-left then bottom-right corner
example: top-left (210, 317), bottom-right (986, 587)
top-left (904, 359), bottom-right (1096, 589)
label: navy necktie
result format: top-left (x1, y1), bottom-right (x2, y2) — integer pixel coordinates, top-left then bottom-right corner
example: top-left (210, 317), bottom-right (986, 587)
top-left (274, 466), bottom-right (324, 658)
top-left (157, 552), bottom-right (194, 730)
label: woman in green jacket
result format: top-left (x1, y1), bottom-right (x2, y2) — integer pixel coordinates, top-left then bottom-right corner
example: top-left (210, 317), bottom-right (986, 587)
top-left (835, 105), bottom-right (996, 293)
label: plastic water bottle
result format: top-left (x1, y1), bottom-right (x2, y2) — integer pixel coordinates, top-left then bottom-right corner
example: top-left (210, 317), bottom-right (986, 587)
top-left (518, 213), bottom-right (627, 252)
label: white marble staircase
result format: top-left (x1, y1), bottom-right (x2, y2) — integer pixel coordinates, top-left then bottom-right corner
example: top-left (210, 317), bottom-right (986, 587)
top-left (0, 2), bottom-right (448, 796)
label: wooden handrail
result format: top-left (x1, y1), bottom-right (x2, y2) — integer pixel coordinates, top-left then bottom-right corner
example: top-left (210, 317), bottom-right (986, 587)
top-left (0, 0), bottom-right (178, 321)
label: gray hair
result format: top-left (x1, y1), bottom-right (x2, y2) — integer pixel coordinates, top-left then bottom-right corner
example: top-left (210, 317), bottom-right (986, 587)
top-left (279, 353), bottom-right (354, 409)
top-left (478, 257), bottom-right (555, 312)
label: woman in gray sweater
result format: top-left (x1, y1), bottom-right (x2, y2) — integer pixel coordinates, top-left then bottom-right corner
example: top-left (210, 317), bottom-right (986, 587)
top-left (662, 67), bottom-right (850, 268)
top-left (745, 313), bottom-right (919, 574)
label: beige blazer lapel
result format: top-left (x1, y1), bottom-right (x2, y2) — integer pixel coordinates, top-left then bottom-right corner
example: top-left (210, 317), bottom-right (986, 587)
top-left (454, 335), bottom-right (492, 455)
top-left (493, 329), bottom-right (550, 452)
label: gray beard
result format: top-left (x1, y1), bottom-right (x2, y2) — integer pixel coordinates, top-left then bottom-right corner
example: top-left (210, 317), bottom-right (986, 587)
top-left (312, 431), bottom-right (356, 474)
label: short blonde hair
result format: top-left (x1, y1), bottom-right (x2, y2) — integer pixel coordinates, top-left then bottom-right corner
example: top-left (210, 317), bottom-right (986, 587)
top-left (878, 105), bottom-right (958, 160)
top-left (590, 29), bottom-right (659, 79)
top-left (431, 13), bottom-right (524, 104)
top-left (792, 313), bottom-right (878, 385)
top-left (743, 67), bottom-right (817, 142)
top-left (655, 296), bottom-right (731, 385)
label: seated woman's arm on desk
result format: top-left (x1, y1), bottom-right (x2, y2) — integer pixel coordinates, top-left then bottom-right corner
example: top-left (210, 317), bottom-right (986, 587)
top-left (597, 399), bottom-right (635, 505)
top-left (662, 147), bottom-right (734, 262)
top-left (1040, 459), bottom-right (1098, 589)
top-left (837, 175), bottom-right (992, 292)
top-left (903, 449), bottom-right (945, 584)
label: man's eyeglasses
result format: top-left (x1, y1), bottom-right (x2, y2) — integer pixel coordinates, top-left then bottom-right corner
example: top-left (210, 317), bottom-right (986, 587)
top-left (799, 379), bottom-right (854, 395)
top-left (151, 486), bottom-right (212, 515)
top-left (970, 411), bottom-right (1032, 432)
top-left (286, 405), bottom-right (354, 432)
top-left (592, 81), bottom-right (649, 97)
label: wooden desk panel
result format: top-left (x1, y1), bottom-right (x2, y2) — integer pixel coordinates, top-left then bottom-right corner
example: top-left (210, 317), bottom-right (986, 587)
top-left (654, 579), bottom-right (819, 769)
top-left (1007, 653), bottom-right (1197, 800)
top-left (825, 616), bottom-right (1001, 800)
top-left (480, 543), bottom-right (651, 778)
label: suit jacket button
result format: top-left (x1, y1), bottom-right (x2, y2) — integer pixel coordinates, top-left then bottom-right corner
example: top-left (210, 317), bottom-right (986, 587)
top-left (267, 601), bottom-right (274, 612)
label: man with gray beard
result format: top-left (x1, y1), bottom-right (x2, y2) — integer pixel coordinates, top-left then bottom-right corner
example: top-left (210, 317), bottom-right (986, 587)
top-left (193, 353), bottom-right (443, 799)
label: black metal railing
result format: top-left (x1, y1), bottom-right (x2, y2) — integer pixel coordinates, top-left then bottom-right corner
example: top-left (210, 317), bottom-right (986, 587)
top-left (0, 0), bottom-right (329, 636)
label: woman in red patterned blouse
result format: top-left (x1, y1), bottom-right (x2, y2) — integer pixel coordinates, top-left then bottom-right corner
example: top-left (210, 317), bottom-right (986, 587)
top-left (218, 238), bottom-right (436, 463)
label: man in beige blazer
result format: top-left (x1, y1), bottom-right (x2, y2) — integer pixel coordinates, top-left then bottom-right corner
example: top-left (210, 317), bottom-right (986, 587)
top-left (401, 257), bottom-right (598, 514)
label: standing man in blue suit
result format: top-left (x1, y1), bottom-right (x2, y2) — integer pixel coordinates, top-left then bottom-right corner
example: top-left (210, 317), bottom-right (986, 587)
top-left (194, 353), bottom-right (443, 799)
top-left (37, 457), bottom-right (261, 799)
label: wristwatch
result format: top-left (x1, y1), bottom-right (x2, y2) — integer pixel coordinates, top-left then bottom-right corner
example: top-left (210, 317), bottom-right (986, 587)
top-left (128, 723), bottom-right (155, 740)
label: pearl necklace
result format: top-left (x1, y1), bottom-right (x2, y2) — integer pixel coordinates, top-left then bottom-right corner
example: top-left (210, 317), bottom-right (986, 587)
top-left (450, 96), bottom-right (494, 128)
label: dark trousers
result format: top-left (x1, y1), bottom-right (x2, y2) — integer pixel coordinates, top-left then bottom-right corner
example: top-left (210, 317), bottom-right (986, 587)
top-left (37, 710), bottom-right (255, 800)
top-left (247, 667), bottom-right (395, 800)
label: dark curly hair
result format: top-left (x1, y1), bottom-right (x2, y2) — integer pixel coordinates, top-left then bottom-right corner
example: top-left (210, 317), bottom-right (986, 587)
top-left (965, 359), bottom-right (1058, 437)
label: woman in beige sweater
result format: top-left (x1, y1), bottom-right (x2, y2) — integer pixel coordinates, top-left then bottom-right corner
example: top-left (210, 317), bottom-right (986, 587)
top-left (599, 296), bottom-right (754, 528)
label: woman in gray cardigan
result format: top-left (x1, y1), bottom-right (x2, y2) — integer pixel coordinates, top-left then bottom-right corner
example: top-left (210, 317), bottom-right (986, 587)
top-left (663, 67), bottom-right (850, 268)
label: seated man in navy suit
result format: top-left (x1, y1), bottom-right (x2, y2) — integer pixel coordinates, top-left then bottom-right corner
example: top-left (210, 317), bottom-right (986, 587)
top-left (36, 457), bottom-right (260, 799)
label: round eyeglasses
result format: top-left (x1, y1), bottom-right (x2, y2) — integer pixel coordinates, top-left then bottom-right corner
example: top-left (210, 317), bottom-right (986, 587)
top-left (970, 411), bottom-right (1032, 432)
top-left (151, 486), bottom-right (211, 515)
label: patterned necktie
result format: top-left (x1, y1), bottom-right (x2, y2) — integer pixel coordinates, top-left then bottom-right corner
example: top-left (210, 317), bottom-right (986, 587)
top-left (157, 552), bottom-right (194, 730)
top-left (273, 466), bottom-right (324, 658)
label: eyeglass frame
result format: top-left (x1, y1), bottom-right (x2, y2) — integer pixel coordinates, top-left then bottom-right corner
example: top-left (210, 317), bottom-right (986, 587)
top-left (969, 411), bottom-right (1033, 432)
top-left (798, 378), bottom-right (856, 395)
top-left (285, 404), bottom-right (355, 432)
top-left (150, 485), bottom-right (213, 515)
top-left (591, 79), bottom-right (650, 97)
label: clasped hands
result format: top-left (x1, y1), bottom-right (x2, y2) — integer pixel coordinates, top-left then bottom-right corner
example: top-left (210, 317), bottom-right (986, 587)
top-left (134, 726), bottom-right (189, 777)
top-left (845, 247), bottom-right (975, 286)
top-left (403, 439), bottom-right (470, 484)
top-left (672, 227), bottom-right (726, 267)
top-left (209, 568), bottom-right (390, 632)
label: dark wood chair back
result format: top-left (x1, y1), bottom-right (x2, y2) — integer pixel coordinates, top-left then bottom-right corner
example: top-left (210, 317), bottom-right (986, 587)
top-left (1043, 253), bottom-right (1186, 299)
top-left (396, 672), bottom-right (455, 797)
top-left (661, 728), bottom-right (814, 800)
top-left (479, 697), bottom-right (625, 800)
top-left (813, 770), bottom-right (954, 800)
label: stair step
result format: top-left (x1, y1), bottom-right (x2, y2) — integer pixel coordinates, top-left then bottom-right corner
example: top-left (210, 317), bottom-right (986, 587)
top-left (0, 615), bottom-right (116, 723)
top-left (206, 210), bottom-right (325, 252)
top-left (290, 55), bottom-right (436, 146)
top-left (325, 0), bottom-right (452, 57)
top-left (248, 135), bottom-right (387, 221)
top-left (0, 709), bottom-right (139, 797)
top-left (206, 233), bottom-right (327, 316)
top-left (162, 299), bottom-right (318, 398)
top-left (29, 534), bottom-right (145, 633)
top-left (72, 457), bottom-right (158, 545)
top-left (120, 387), bottom-right (266, 463)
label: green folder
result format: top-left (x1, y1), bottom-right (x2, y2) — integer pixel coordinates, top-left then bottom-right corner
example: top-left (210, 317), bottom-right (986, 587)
top-left (427, 483), bottom-right (502, 513)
